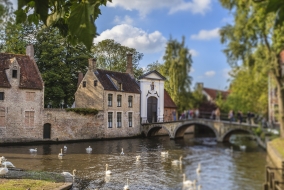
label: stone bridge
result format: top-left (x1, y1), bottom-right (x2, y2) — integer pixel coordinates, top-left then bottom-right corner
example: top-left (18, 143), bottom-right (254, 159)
top-left (141, 118), bottom-right (258, 142)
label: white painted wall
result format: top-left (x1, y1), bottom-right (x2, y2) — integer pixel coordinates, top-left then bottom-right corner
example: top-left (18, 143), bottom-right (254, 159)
top-left (139, 77), bottom-right (165, 123)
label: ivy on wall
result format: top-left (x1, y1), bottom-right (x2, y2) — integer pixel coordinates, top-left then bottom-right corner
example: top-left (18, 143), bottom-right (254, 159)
top-left (66, 108), bottom-right (98, 115)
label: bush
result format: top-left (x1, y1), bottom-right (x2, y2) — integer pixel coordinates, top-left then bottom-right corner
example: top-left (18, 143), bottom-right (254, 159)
top-left (254, 126), bottom-right (262, 136)
top-left (66, 108), bottom-right (98, 115)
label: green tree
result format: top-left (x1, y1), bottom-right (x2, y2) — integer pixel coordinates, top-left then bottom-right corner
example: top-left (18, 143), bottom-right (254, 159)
top-left (219, 0), bottom-right (284, 136)
top-left (92, 39), bottom-right (144, 78)
top-left (145, 61), bottom-right (163, 73)
top-left (189, 84), bottom-right (206, 109)
top-left (15, 0), bottom-right (111, 49)
top-left (161, 36), bottom-right (192, 112)
top-left (0, 0), bottom-right (13, 24)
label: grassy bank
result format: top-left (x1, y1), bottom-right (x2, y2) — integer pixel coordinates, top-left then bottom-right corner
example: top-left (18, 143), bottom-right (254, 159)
top-left (0, 179), bottom-right (66, 190)
top-left (270, 138), bottom-right (284, 158)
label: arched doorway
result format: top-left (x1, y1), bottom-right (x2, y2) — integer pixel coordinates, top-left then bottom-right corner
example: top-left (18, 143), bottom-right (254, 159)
top-left (147, 97), bottom-right (157, 123)
top-left (43, 123), bottom-right (51, 139)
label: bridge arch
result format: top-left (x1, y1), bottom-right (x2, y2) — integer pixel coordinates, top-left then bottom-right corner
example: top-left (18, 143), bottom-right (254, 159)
top-left (221, 128), bottom-right (253, 142)
top-left (173, 121), bottom-right (218, 139)
top-left (145, 125), bottom-right (172, 138)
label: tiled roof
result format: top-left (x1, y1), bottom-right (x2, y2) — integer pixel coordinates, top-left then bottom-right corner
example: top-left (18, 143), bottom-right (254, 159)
top-left (95, 69), bottom-right (140, 94)
top-left (164, 89), bottom-right (177, 108)
top-left (203, 87), bottom-right (229, 100)
top-left (0, 53), bottom-right (43, 90)
top-left (139, 70), bottom-right (166, 80)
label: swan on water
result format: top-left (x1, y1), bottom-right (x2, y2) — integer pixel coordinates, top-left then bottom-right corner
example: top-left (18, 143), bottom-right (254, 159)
top-left (0, 156), bottom-right (6, 163)
top-left (161, 151), bottom-right (168, 156)
top-left (171, 156), bottom-right (182, 165)
top-left (123, 178), bottom-right (130, 190)
top-left (64, 146), bottom-right (67, 150)
top-left (239, 145), bottom-right (246, 151)
top-left (0, 163), bottom-right (8, 177)
top-left (225, 146), bottom-right (233, 154)
top-left (182, 173), bottom-right (196, 187)
top-left (86, 146), bottom-right (92, 152)
top-left (29, 148), bottom-right (37, 153)
top-left (105, 164), bottom-right (112, 175)
top-left (58, 148), bottom-right (64, 156)
top-left (136, 155), bottom-right (141, 161)
top-left (62, 169), bottom-right (76, 177)
top-left (121, 148), bottom-right (124, 155)
top-left (2, 161), bottom-right (15, 168)
top-left (196, 162), bottom-right (201, 173)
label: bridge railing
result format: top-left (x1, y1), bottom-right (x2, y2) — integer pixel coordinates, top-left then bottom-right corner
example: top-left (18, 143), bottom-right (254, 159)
top-left (263, 166), bottom-right (284, 190)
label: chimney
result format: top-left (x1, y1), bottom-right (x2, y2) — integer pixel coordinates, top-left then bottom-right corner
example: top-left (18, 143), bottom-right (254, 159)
top-left (126, 53), bottom-right (134, 78)
top-left (77, 71), bottom-right (84, 88)
top-left (88, 58), bottom-right (96, 71)
top-left (26, 45), bottom-right (34, 59)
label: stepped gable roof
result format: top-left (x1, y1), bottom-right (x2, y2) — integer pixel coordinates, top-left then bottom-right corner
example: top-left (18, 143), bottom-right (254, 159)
top-left (139, 70), bottom-right (166, 80)
top-left (95, 69), bottom-right (140, 94)
top-left (0, 53), bottom-right (43, 90)
top-left (164, 89), bottom-right (177, 108)
top-left (203, 87), bottom-right (229, 100)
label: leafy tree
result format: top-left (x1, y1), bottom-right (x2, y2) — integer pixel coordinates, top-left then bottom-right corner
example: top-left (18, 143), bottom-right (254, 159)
top-left (145, 61), bottom-right (163, 73)
top-left (92, 39), bottom-right (144, 78)
top-left (0, 0), bottom-right (13, 25)
top-left (189, 84), bottom-right (206, 109)
top-left (161, 36), bottom-right (192, 112)
top-left (15, 0), bottom-right (111, 49)
top-left (219, 0), bottom-right (284, 136)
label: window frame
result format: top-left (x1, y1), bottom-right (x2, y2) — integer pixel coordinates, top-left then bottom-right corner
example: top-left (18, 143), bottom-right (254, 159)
top-left (12, 69), bottom-right (17, 78)
top-left (117, 112), bottom-right (122, 128)
top-left (82, 81), bottom-right (86, 87)
top-left (0, 92), bottom-right (4, 101)
top-left (108, 112), bottom-right (113, 128)
top-left (25, 111), bottom-right (35, 127)
top-left (108, 94), bottom-right (113, 107)
top-left (128, 96), bottom-right (133, 108)
top-left (0, 107), bottom-right (5, 126)
top-left (117, 95), bottom-right (122, 107)
top-left (128, 112), bottom-right (133, 127)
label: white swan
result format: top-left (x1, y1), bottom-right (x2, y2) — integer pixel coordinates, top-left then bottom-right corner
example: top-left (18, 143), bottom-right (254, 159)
top-left (0, 163), bottom-right (8, 177)
top-left (196, 162), bottom-right (201, 173)
top-left (123, 178), bottom-right (129, 190)
top-left (240, 145), bottom-right (246, 151)
top-left (62, 169), bottom-right (76, 177)
top-left (182, 173), bottom-right (196, 187)
top-left (2, 161), bottom-right (15, 168)
top-left (171, 156), bottom-right (182, 165)
top-left (136, 155), bottom-right (141, 161)
top-left (58, 148), bottom-right (64, 156)
top-left (121, 148), bottom-right (124, 155)
top-left (161, 151), bottom-right (168, 156)
top-left (29, 148), bottom-right (37, 153)
top-left (86, 146), bottom-right (92, 152)
top-left (64, 145), bottom-right (67, 150)
top-left (225, 146), bottom-right (233, 154)
top-left (105, 164), bottom-right (112, 175)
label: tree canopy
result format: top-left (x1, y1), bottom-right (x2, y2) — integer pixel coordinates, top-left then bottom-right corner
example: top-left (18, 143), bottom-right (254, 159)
top-left (15, 0), bottom-right (111, 49)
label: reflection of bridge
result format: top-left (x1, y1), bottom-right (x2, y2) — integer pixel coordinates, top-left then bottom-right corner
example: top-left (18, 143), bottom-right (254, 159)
top-left (141, 118), bottom-right (258, 142)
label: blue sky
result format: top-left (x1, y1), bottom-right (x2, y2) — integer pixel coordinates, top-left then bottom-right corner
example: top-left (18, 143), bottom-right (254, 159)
top-left (11, 0), bottom-right (233, 90)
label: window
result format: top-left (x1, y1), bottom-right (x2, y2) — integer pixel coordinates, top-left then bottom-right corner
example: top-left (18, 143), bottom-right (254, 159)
top-left (83, 81), bottom-right (86, 87)
top-left (108, 112), bottom-right (113, 128)
top-left (0, 92), bottom-right (4, 100)
top-left (128, 96), bottom-right (133, 108)
top-left (128, 112), bottom-right (132, 127)
top-left (0, 108), bottom-right (5, 126)
top-left (117, 112), bottom-right (122, 128)
top-left (94, 80), bottom-right (97, 86)
top-left (117, 95), bottom-right (122, 107)
top-left (108, 94), bottom-right (113, 107)
top-left (118, 83), bottom-right (122, 91)
top-left (26, 92), bottom-right (35, 101)
top-left (12, 70), bottom-right (17, 78)
top-left (25, 111), bottom-right (35, 127)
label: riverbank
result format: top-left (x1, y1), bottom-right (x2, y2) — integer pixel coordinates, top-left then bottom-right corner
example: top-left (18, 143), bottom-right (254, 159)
top-left (0, 169), bottom-right (72, 190)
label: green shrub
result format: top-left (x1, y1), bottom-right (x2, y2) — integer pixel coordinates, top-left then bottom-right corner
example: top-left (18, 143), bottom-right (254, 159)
top-left (66, 108), bottom-right (98, 115)
top-left (260, 132), bottom-right (266, 141)
top-left (254, 126), bottom-right (262, 136)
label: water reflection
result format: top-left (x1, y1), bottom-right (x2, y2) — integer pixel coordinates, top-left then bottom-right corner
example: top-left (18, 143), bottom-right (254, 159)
top-left (0, 134), bottom-right (266, 190)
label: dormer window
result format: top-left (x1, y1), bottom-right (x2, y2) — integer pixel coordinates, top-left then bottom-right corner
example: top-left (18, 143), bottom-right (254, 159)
top-left (118, 83), bottom-right (122, 91)
top-left (12, 69), bottom-right (17, 78)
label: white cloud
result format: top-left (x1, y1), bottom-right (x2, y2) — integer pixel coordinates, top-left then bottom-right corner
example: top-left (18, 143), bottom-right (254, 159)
top-left (189, 49), bottom-right (198, 57)
top-left (113, 15), bottom-right (134, 25)
top-left (107, 0), bottom-right (212, 17)
top-left (205, 71), bottom-right (216, 77)
top-left (94, 24), bottom-right (167, 53)
top-left (190, 28), bottom-right (220, 40)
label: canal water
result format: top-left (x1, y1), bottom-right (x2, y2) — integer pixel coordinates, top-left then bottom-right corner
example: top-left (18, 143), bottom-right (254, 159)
top-left (0, 134), bottom-right (266, 190)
